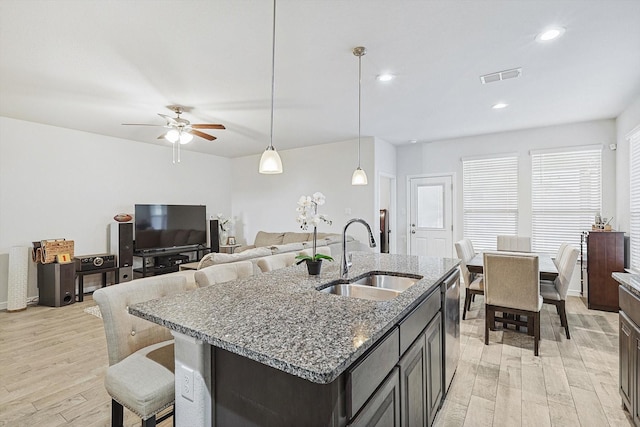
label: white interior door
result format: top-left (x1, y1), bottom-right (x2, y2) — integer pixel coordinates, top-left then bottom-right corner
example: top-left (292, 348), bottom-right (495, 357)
top-left (409, 175), bottom-right (453, 257)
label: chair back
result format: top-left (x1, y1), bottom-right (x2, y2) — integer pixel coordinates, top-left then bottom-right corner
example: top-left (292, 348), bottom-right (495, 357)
top-left (298, 246), bottom-right (332, 258)
top-left (194, 260), bottom-right (254, 287)
top-left (93, 274), bottom-right (197, 366)
top-left (497, 235), bottom-right (531, 252)
top-left (454, 239), bottom-right (476, 287)
top-left (555, 246), bottom-right (579, 299)
top-left (554, 242), bottom-right (569, 268)
top-left (257, 252), bottom-right (298, 273)
top-left (483, 251), bottom-right (540, 312)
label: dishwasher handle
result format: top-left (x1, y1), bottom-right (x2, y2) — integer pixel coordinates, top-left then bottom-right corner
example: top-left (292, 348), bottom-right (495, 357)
top-left (443, 269), bottom-right (460, 290)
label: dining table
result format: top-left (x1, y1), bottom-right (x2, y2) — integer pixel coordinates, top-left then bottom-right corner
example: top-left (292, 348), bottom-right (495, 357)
top-left (467, 251), bottom-right (559, 281)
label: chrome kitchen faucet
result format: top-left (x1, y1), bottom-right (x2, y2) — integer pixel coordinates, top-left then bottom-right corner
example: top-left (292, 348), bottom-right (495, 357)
top-left (340, 218), bottom-right (377, 277)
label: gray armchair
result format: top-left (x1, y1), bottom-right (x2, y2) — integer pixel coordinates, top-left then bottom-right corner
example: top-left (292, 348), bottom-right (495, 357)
top-left (483, 251), bottom-right (542, 356)
top-left (94, 274), bottom-right (196, 426)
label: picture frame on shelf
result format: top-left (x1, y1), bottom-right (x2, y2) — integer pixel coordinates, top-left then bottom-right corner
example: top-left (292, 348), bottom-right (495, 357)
top-left (227, 236), bottom-right (236, 245)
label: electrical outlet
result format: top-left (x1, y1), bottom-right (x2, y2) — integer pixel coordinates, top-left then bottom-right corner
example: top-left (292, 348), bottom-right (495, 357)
top-left (179, 364), bottom-right (194, 402)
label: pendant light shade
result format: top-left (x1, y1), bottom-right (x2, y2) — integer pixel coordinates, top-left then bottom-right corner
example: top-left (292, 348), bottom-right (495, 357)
top-left (259, 146), bottom-right (283, 174)
top-left (259, 0), bottom-right (283, 174)
top-left (351, 167), bottom-right (368, 185)
top-left (352, 46), bottom-right (368, 186)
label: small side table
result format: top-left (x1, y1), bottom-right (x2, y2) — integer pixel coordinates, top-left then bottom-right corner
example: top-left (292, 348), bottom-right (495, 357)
top-left (76, 266), bottom-right (120, 302)
top-left (219, 244), bottom-right (241, 254)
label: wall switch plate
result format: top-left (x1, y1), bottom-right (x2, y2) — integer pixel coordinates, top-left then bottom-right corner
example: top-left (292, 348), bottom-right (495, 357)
top-left (179, 364), bottom-right (195, 402)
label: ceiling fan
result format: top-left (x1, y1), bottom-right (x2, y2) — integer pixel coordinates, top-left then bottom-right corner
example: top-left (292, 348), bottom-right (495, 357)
top-left (123, 105), bottom-right (225, 143)
top-left (123, 106), bottom-right (225, 163)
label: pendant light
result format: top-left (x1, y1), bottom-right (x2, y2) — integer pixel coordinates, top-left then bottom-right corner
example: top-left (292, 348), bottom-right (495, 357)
top-left (352, 46), bottom-right (368, 185)
top-left (259, 0), bottom-right (283, 174)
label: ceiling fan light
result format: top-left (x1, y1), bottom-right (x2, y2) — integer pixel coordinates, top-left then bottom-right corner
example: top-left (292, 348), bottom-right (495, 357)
top-left (351, 167), bottom-right (368, 185)
top-left (179, 132), bottom-right (193, 144)
top-left (259, 146), bottom-right (283, 174)
top-left (166, 129), bottom-right (180, 143)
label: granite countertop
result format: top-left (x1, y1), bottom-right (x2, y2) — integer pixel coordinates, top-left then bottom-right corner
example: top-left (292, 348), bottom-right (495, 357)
top-left (613, 272), bottom-right (640, 298)
top-left (130, 252), bottom-right (459, 384)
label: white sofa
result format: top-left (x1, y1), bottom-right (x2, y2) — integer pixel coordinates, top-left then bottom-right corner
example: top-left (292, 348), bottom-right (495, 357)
top-left (195, 230), bottom-right (362, 274)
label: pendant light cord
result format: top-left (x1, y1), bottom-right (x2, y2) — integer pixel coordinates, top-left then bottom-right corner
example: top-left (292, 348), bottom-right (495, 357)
top-left (357, 53), bottom-right (362, 168)
top-left (269, 0), bottom-right (276, 150)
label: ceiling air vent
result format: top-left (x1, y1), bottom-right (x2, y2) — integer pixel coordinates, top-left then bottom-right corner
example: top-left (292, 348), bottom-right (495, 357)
top-left (480, 67), bottom-right (522, 84)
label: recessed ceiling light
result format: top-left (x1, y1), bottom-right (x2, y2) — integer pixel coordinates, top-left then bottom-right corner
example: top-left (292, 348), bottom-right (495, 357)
top-left (376, 74), bottom-right (395, 82)
top-left (410, 139), bottom-right (417, 144)
top-left (536, 27), bottom-right (566, 42)
top-left (492, 103), bottom-right (508, 109)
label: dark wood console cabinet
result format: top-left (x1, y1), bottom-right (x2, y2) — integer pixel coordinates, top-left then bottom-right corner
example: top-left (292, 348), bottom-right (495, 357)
top-left (587, 231), bottom-right (625, 312)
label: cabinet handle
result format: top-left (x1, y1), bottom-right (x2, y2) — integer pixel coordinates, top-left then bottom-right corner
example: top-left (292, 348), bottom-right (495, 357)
top-left (622, 323), bottom-right (630, 335)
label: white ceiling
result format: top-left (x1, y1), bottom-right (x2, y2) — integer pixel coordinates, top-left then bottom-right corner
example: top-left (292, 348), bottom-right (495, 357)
top-left (1, 0), bottom-right (639, 159)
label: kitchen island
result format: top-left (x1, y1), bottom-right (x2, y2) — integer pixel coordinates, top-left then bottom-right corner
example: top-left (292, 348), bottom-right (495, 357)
top-left (130, 252), bottom-right (460, 426)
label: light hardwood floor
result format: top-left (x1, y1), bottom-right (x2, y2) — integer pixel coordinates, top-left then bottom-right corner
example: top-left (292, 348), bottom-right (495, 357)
top-left (0, 297), bottom-right (172, 427)
top-left (0, 293), bottom-right (633, 426)
top-left (434, 293), bottom-right (634, 427)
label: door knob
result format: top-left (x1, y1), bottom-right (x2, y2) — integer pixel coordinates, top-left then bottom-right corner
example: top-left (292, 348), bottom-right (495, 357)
top-left (411, 230), bottom-right (416, 234)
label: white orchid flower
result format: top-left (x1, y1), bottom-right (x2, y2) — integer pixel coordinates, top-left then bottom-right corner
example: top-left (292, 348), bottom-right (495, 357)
top-left (312, 192), bottom-right (326, 205)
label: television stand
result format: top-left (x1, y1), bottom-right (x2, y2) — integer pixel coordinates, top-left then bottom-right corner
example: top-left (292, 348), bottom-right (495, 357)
top-left (133, 246), bottom-right (210, 278)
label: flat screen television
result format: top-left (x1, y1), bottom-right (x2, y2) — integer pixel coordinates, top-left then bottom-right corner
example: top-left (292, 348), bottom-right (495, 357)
top-left (134, 204), bottom-right (207, 251)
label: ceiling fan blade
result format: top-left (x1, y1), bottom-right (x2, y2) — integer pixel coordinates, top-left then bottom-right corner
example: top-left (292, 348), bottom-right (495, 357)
top-left (158, 113), bottom-right (178, 125)
top-left (190, 129), bottom-right (216, 141)
top-left (122, 123), bottom-right (165, 127)
top-left (191, 124), bottom-right (226, 130)
top-left (158, 134), bottom-right (167, 140)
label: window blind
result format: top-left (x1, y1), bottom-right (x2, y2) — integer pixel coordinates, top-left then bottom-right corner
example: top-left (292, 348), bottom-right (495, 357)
top-left (630, 130), bottom-right (640, 271)
top-left (463, 156), bottom-right (518, 251)
top-left (531, 148), bottom-right (601, 254)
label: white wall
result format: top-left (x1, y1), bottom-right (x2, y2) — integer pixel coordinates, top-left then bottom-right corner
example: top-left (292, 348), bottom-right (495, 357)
top-left (397, 119), bottom-right (617, 294)
top-left (230, 138), bottom-right (376, 247)
top-left (0, 117), bottom-right (232, 307)
top-left (615, 95), bottom-right (640, 234)
top-left (375, 137), bottom-right (397, 253)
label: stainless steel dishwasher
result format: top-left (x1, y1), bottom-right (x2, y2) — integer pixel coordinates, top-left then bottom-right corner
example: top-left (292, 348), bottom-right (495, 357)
top-left (441, 269), bottom-right (460, 394)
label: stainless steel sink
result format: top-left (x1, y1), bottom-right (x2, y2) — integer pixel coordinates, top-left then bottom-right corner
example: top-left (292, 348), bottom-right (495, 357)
top-left (351, 274), bottom-right (419, 292)
top-left (319, 284), bottom-right (401, 301)
top-left (319, 273), bottom-right (422, 301)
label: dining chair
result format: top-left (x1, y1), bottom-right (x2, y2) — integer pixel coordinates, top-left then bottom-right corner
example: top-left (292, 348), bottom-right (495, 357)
top-left (93, 274), bottom-right (197, 427)
top-left (194, 260), bottom-right (254, 287)
top-left (541, 245), bottom-right (579, 339)
top-left (483, 251), bottom-right (541, 356)
top-left (454, 239), bottom-right (484, 320)
top-left (497, 235), bottom-right (531, 252)
top-left (553, 242), bottom-right (569, 268)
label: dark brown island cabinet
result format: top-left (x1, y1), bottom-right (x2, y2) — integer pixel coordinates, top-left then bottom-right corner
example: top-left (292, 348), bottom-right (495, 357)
top-left (587, 231), bottom-right (625, 311)
top-left (214, 286), bottom-right (445, 427)
top-left (619, 286), bottom-right (640, 427)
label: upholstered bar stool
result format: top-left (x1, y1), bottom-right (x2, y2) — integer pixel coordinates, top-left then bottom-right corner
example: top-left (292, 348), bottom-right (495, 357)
top-left (94, 274), bottom-right (197, 427)
top-left (194, 260), bottom-right (254, 287)
top-left (256, 252), bottom-right (298, 273)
